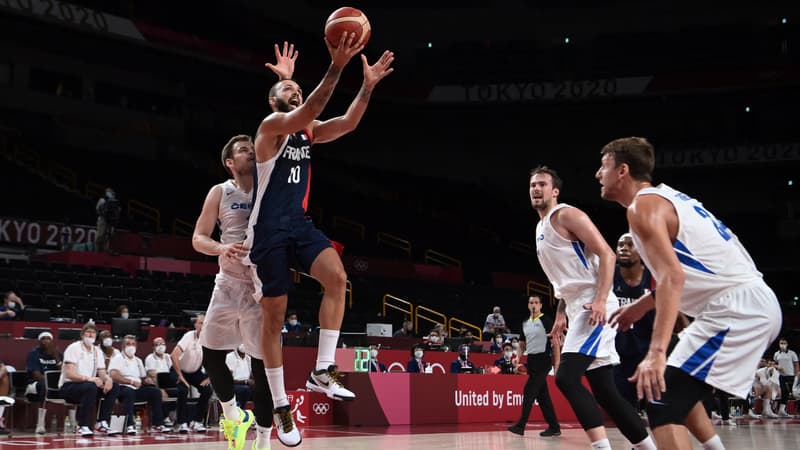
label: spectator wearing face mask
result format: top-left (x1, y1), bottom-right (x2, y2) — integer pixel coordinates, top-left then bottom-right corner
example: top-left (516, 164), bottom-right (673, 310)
top-left (117, 304), bottom-right (131, 320)
top-left (489, 333), bottom-right (505, 354)
top-left (483, 306), bottom-right (510, 335)
top-left (368, 345), bottom-right (387, 373)
top-left (144, 337), bottom-right (175, 427)
top-left (0, 291), bottom-right (25, 320)
top-left (451, 344), bottom-right (476, 373)
top-left (284, 311), bottom-right (302, 333)
top-left (98, 329), bottom-right (121, 369)
top-left (225, 344), bottom-right (253, 407)
top-left (109, 335), bottom-right (171, 434)
top-left (426, 329), bottom-right (444, 351)
top-left (494, 342), bottom-right (517, 374)
top-left (773, 337), bottom-right (799, 418)
top-left (407, 344), bottom-right (429, 373)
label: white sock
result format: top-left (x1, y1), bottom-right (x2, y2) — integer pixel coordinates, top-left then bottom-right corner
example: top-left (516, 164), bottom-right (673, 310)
top-left (0, 406), bottom-right (5, 421)
top-left (220, 397), bottom-right (239, 422)
top-left (633, 435), bottom-right (657, 450)
top-left (591, 438), bottom-right (612, 450)
top-left (265, 366), bottom-right (288, 408)
top-left (316, 329), bottom-right (339, 371)
top-left (256, 425), bottom-right (272, 448)
top-left (701, 435), bottom-right (726, 450)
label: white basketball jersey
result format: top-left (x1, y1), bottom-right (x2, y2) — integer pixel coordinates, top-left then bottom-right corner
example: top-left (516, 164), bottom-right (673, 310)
top-left (217, 180), bottom-right (251, 275)
top-left (535, 203), bottom-right (602, 302)
top-left (631, 184), bottom-right (762, 316)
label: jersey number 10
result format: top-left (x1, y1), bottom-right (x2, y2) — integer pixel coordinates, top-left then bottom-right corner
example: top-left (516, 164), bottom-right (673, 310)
top-left (288, 165), bottom-right (301, 184)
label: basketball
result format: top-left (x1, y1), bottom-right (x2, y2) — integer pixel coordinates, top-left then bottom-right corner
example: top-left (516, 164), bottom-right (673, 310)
top-left (324, 7), bottom-right (371, 48)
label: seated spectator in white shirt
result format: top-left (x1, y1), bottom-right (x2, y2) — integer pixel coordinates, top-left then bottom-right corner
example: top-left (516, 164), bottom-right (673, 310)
top-left (483, 306), bottom-right (510, 335)
top-left (58, 322), bottom-right (120, 437)
top-left (108, 335), bottom-right (171, 433)
top-left (170, 315), bottom-right (212, 433)
top-left (225, 345), bottom-right (253, 407)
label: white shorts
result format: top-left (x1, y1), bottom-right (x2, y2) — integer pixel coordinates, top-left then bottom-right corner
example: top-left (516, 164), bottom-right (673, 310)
top-left (199, 272), bottom-right (264, 360)
top-left (668, 279), bottom-right (781, 399)
top-left (563, 291), bottom-right (620, 371)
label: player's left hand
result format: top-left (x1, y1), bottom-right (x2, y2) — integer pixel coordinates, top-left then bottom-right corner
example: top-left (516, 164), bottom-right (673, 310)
top-left (362, 50), bottom-right (395, 87)
top-left (583, 298), bottom-right (607, 326)
top-left (265, 41), bottom-right (298, 80)
top-left (221, 241), bottom-right (249, 262)
top-left (630, 350), bottom-right (666, 402)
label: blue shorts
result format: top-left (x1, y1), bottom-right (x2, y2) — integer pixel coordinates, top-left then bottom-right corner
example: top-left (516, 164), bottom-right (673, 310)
top-left (248, 215), bottom-right (331, 298)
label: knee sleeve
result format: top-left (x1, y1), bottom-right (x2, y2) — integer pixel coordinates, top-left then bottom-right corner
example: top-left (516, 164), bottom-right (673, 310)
top-left (250, 357), bottom-right (274, 426)
top-left (202, 347), bottom-right (234, 402)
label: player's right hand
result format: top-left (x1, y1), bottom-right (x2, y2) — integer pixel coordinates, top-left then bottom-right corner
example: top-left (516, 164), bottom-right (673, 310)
top-left (326, 32), bottom-right (364, 67)
top-left (609, 301), bottom-right (647, 331)
top-left (548, 313), bottom-right (568, 348)
top-left (221, 241), bottom-right (249, 262)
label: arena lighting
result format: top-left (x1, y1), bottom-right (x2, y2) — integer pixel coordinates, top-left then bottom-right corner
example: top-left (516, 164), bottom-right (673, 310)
top-left (564, 37), bottom-right (570, 44)
top-left (427, 42), bottom-right (432, 48)
top-left (782, 17), bottom-right (788, 24)
top-left (789, 180), bottom-right (794, 186)
top-left (744, 106), bottom-right (751, 113)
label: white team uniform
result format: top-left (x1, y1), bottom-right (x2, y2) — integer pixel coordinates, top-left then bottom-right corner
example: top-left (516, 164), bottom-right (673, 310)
top-left (198, 180), bottom-right (264, 359)
top-left (631, 184), bottom-right (781, 398)
top-left (535, 203), bottom-right (620, 371)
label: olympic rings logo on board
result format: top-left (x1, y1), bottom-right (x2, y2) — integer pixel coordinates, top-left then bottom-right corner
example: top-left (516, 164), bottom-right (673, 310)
top-left (312, 403), bottom-right (330, 415)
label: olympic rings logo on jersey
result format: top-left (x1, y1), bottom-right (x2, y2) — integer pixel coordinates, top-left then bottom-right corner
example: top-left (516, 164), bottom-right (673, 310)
top-left (312, 403), bottom-right (331, 415)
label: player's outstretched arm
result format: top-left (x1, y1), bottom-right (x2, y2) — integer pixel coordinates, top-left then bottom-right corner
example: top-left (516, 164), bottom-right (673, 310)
top-left (312, 50), bottom-right (395, 144)
top-left (265, 41), bottom-right (299, 81)
top-left (191, 185), bottom-right (247, 261)
top-left (258, 33), bottom-right (362, 140)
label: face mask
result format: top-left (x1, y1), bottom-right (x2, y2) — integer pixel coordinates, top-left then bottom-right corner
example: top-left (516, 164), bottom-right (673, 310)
top-left (495, 338), bottom-right (503, 345)
top-left (504, 351), bottom-right (513, 358)
top-left (7, 301), bottom-right (15, 309)
top-left (288, 320), bottom-right (298, 326)
top-left (430, 336), bottom-right (439, 343)
top-left (512, 343), bottom-right (519, 350)
top-left (121, 312), bottom-right (129, 319)
top-left (414, 350), bottom-right (424, 359)
top-left (370, 349), bottom-right (378, 358)
top-left (83, 337), bottom-right (95, 347)
top-left (155, 345), bottom-right (166, 354)
top-left (238, 344), bottom-right (246, 354)
top-left (102, 338), bottom-right (113, 347)
top-left (106, 190), bottom-right (115, 199)
top-left (493, 313), bottom-right (500, 318)
top-left (124, 346), bottom-right (136, 357)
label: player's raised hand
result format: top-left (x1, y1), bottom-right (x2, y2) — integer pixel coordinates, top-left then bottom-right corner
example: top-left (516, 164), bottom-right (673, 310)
top-left (326, 32), bottom-right (363, 67)
top-left (362, 50), bottom-right (395, 88)
top-left (265, 41), bottom-right (299, 80)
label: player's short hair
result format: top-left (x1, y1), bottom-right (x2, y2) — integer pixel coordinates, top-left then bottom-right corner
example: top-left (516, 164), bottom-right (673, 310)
top-left (600, 137), bottom-right (655, 182)
top-left (221, 134), bottom-right (252, 176)
top-left (268, 79), bottom-right (297, 99)
top-left (530, 166), bottom-right (563, 191)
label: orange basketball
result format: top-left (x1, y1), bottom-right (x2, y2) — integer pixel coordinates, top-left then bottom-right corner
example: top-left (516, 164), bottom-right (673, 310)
top-left (324, 7), bottom-right (371, 49)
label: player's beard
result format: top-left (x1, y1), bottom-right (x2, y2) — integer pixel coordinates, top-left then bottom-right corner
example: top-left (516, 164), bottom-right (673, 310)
top-left (619, 260), bottom-right (638, 268)
top-left (275, 98), bottom-right (292, 113)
